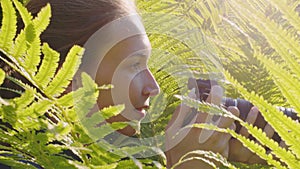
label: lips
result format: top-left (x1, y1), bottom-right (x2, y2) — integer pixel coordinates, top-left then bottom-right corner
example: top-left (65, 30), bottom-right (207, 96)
top-left (134, 105), bottom-right (149, 119)
top-left (136, 105), bottom-right (149, 111)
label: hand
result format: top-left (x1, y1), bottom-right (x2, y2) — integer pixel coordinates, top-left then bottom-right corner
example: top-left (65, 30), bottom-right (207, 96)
top-left (165, 86), bottom-right (239, 169)
top-left (228, 106), bottom-right (284, 164)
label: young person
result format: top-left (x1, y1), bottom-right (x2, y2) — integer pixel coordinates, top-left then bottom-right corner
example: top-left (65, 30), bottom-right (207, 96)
top-left (2, 0), bottom-right (274, 168)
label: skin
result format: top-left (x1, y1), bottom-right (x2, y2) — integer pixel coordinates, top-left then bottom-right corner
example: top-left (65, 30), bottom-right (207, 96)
top-left (89, 12), bottom-right (275, 168)
top-left (165, 86), bottom-right (240, 168)
top-left (94, 34), bottom-right (160, 136)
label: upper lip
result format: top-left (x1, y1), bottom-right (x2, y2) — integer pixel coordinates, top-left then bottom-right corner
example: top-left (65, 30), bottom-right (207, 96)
top-left (136, 105), bottom-right (149, 110)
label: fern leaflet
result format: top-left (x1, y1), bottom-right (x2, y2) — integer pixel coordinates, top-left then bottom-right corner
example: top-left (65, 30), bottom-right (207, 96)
top-left (34, 43), bottom-right (59, 89)
top-left (45, 45), bottom-right (84, 97)
top-left (0, 0), bottom-right (17, 52)
top-left (0, 69), bottom-right (5, 85)
top-left (12, 0), bottom-right (33, 26)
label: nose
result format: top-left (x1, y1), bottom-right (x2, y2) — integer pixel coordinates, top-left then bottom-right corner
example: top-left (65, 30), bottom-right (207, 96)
top-left (142, 69), bottom-right (160, 97)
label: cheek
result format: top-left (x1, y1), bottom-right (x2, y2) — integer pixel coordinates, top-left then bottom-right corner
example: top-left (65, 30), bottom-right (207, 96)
top-left (128, 75), bottom-right (143, 102)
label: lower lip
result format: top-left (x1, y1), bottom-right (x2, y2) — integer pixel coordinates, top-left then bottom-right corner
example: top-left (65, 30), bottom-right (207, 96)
top-left (134, 109), bottom-right (146, 118)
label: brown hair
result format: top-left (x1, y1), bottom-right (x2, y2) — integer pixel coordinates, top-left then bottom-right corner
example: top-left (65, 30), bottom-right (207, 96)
top-left (26, 0), bottom-right (136, 62)
top-left (1, 0), bottom-right (136, 98)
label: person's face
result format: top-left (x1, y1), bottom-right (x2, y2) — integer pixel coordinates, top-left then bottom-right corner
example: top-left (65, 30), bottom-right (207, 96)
top-left (95, 34), bottom-right (160, 136)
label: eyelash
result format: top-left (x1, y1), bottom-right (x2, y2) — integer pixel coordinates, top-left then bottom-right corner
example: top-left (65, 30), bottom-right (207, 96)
top-left (132, 62), bottom-right (141, 71)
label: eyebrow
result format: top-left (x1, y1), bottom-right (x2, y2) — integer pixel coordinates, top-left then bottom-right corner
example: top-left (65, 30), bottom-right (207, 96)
top-left (129, 50), bottom-right (151, 58)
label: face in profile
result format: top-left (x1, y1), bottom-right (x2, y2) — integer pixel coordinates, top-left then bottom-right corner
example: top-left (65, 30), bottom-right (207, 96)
top-left (95, 34), bottom-right (160, 136)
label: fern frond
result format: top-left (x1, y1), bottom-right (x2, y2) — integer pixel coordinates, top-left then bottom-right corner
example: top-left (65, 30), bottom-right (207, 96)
top-left (268, 0), bottom-right (300, 31)
top-left (45, 45), bottom-right (84, 97)
top-left (0, 0), bottom-right (17, 52)
top-left (12, 0), bottom-right (32, 26)
top-left (22, 33), bottom-right (41, 75)
top-left (242, 122), bottom-right (300, 168)
top-left (12, 86), bottom-right (35, 110)
top-left (34, 43), bottom-right (59, 89)
top-left (190, 123), bottom-right (286, 169)
top-left (0, 156), bottom-right (37, 169)
top-left (172, 156), bottom-right (216, 169)
top-left (227, 0), bottom-right (300, 76)
top-left (12, 23), bottom-right (35, 59)
top-left (253, 49), bottom-right (300, 114)
top-left (81, 120), bottom-right (127, 142)
top-left (0, 69), bottom-right (5, 85)
top-left (22, 3), bottom-right (51, 75)
top-left (32, 3), bottom-right (51, 36)
top-left (179, 150), bottom-right (237, 169)
top-left (224, 71), bottom-right (300, 160)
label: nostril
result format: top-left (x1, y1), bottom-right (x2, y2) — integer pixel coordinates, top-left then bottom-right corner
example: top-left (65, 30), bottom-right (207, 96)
top-left (142, 85), bottom-right (160, 96)
top-left (149, 88), bottom-right (160, 96)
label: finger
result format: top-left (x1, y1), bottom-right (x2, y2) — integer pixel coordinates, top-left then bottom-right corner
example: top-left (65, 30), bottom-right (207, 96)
top-left (198, 85), bottom-right (224, 143)
top-left (239, 107), bottom-right (259, 137)
top-left (264, 123), bottom-right (275, 138)
top-left (208, 123), bottom-right (235, 155)
top-left (217, 106), bottom-right (239, 129)
top-left (229, 139), bottom-right (253, 162)
top-left (166, 88), bottom-right (197, 131)
top-left (248, 154), bottom-right (267, 164)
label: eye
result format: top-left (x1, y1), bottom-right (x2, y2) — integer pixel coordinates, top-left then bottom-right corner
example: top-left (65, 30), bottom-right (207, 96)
top-left (132, 62), bottom-right (142, 71)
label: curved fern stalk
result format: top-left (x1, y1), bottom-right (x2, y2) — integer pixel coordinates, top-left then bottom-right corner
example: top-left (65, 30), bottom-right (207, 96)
top-left (172, 156), bottom-right (217, 169)
top-left (227, 0), bottom-right (300, 78)
top-left (44, 45), bottom-right (84, 97)
top-left (0, 0), bottom-right (17, 52)
top-left (22, 4), bottom-right (51, 76)
top-left (253, 48), bottom-right (300, 114)
top-left (190, 123), bottom-right (287, 169)
top-left (34, 43), bottom-right (59, 89)
top-left (224, 71), bottom-right (300, 162)
top-left (175, 150), bottom-right (237, 169)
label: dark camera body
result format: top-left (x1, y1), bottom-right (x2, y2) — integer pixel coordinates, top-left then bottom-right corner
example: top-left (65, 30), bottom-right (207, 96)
top-left (187, 78), bottom-right (299, 143)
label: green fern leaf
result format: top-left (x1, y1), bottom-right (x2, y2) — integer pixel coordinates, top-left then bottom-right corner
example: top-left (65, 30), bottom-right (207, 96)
top-left (100, 105), bottom-right (125, 120)
top-left (13, 87), bottom-right (35, 110)
top-left (81, 120), bottom-right (127, 142)
top-left (13, 23), bottom-right (35, 59)
top-left (0, 0), bottom-right (17, 52)
top-left (32, 3), bottom-right (51, 35)
top-left (243, 123), bottom-right (300, 168)
top-left (176, 150), bottom-right (237, 169)
top-left (253, 50), bottom-right (300, 113)
top-left (191, 123), bottom-right (286, 169)
top-left (225, 71), bottom-right (300, 160)
top-left (0, 156), bottom-right (37, 169)
top-left (22, 33), bottom-right (41, 75)
top-left (22, 3), bottom-right (51, 75)
top-left (20, 99), bottom-right (52, 117)
top-left (227, 0), bottom-right (300, 76)
top-left (34, 43), bottom-right (59, 88)
top-left (12, 0), bottom-right (32, 26)
top-left (45, 45), bottom-right (84, 97)
top-left (268, 0), bottom-right (300, 31)
top-left (0, 69), bottom-right (5, 85)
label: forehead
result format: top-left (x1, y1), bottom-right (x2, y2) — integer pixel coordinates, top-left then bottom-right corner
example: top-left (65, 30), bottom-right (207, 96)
top-left (107, 34), bottom-right (151, 59)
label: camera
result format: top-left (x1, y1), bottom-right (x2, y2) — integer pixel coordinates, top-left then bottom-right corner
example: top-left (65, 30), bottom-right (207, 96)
top-left (187, 78), bottom-right (298, 142)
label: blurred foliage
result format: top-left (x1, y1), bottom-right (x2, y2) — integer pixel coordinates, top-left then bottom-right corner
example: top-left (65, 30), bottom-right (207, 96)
top-left (0, 0), bottom-right (299, 168)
